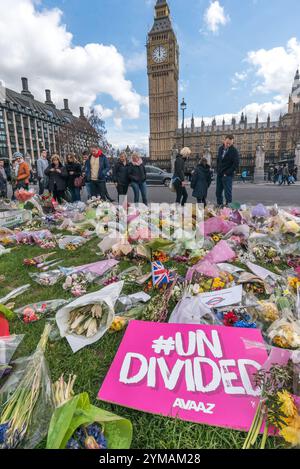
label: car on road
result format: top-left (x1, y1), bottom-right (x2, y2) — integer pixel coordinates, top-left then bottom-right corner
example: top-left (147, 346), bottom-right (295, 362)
top-left (145, 165), bottom-right (173, 186)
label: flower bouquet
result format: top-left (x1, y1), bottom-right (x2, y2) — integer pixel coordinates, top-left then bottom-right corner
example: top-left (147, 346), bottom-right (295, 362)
top-left (63, 272), bottom-right (96, 297)
top-left (15, 188), bottom-right (35, 203)
top-left (30, 269), bottom-right (64, 286)
top-left (0, 324), bottom-right (54, 449)
top-left (215, 307), bottom-right (257, 328)
top-left (267, 318), bottom-right (300, 349)
top-left (46, 392), bottom-right (132, 449)
top-left (187, 271), bottom-right (234, 295)
top-left (15, 299), bottom-right (67, 323)
top-left (243, 362), bottom-right (300, 449)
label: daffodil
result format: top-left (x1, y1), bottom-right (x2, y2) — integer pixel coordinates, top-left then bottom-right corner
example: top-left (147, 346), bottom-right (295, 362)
top-left (280, 425), bottom-right (300, 446)
top-left (277, 390), bottom-right (297, 418)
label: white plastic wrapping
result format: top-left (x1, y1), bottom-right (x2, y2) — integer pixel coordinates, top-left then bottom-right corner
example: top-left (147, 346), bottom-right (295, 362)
top-left (56, 281), bottom-right (124, 353)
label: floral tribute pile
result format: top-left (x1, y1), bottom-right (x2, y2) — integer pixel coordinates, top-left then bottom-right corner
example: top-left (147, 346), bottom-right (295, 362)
top-left (0, 193), bottom-right (300, 449)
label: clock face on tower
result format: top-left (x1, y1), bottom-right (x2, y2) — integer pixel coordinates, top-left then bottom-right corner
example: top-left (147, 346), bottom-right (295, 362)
top-left (152, 46), bottom-right (168, 64)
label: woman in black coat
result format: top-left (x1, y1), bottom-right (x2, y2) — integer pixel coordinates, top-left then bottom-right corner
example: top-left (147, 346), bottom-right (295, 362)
top-left (65, 154), bottom-right (82, 202)
top-left (45, 154), bottom-right (67, 203)
top-left (191, 157), bottom-right (212, 207)
top-left (113, 152), bottom-right (129, 202)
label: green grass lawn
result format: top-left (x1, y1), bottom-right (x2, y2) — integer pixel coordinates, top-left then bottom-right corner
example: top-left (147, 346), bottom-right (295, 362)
top-left (0, 238), bottom-right (283, 449)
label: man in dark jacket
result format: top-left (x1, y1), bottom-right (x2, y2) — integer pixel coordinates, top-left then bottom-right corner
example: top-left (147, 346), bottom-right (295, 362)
top-left (84, 145), bottom-right (110, 200)
top-left (216, 135), bottom-right (239, 206)
top-left (173, 152), bottom-right (188, 206)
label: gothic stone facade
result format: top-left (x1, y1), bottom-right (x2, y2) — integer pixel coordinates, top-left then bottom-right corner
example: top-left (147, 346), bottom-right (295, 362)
top-left (147, 1), bottom-right (300, 173)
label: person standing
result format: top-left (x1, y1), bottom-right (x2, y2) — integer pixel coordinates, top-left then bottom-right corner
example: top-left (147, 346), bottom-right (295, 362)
top-left (128, 153), bottom-right (148, 205)
top-left (65, 154), bottom-right (82, 202)
top-left (173, 149), bottom-right (189, 206)
top-left (191, 157), bottom-right (212, 207)
top-left (216, 135), bottom-right (239, 207)
top-left (45, 154), bottom-right (67, 203)
top-left (14, 152), bottom-right (30, 191)
top-left (277, 166), bottom-right (283, 185)
top-left (280, 164), bottom-right (289, 185)
top-left (293, 166), bottom-right (298, 182)
top-left (37, 149), bottom-right (49, 195)
top-left (273, 166), bottom-right (278, 184)
top-left (113, 152), bottom-right (129, 202)
top-left (82, 150), bottom-right (92, 200)
top-left (0, 160), bottom-right (8, 198)
top-left (84, 146), bottom-right (110, 200)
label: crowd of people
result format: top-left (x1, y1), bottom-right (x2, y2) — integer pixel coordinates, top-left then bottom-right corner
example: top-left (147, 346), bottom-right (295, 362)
top-left (0, 134), bottom-right (297, 207)
top-left (271, 164), bottom-right (298, 185)
top-left (0, 146), bottom-right (149, 205)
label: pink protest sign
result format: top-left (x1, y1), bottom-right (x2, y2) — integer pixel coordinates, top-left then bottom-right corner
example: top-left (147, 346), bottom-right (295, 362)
top-left (98, 321), bottom-right (268, 432)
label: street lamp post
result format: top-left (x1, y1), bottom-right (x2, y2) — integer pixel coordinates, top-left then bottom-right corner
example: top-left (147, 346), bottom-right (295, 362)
top-left (180, 98), bottom-right (187, 148)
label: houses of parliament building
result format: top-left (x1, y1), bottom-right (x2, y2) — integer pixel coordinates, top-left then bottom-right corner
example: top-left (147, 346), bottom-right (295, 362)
top-left (147, 0), bottom-right (300, 173)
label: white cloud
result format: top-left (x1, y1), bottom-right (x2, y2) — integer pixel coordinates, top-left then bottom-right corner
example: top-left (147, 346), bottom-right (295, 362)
top-left (93, 104), bottom-right (114, 120)
top-left (0, 0), bottom-right (145, 120)
top-left (232, 71), bottom-right (248, 84)
top-left (126, 51), bottom-right (147, 72)
top-left (108, 129), bottom-right (149, 151)
top-left (190, 95), bottom-right (287, 127)
top-left (247, 37), bottom-right (300, 95)
top-left (203, 1), bottom-right (230, 34)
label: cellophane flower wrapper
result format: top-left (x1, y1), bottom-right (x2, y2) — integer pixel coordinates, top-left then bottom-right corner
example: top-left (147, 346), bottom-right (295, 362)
top-left (0, 349), bottom-right (54, 449)
top-left (30, 269), bottom-right (64, 287)
top-left (46, 392), bottom-right (132, 449)
top-left (15, 300), bottom-right (68, 323)
top-left (204, 216), bottom-right (236, 236)
top-left (58, 236), bottom-right (88, 250)
top-left (169, 295), bottom-right (215, 325)
top-left (56, 281), bottom-right (124, 353)
top-left (267, 317), bottom-right (300, 349)
top-left (0, 335), bottom-right (24, 380)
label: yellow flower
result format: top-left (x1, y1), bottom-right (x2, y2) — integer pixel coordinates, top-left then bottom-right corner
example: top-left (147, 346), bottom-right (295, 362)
top-left (280, 426), bottom-right (300, 446)
top-left (277, 390), bottom-right (298, 418)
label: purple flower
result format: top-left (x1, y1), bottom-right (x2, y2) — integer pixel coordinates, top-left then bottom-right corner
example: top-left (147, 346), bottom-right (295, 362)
top-left (234, 320), bottom-right (257, 329)
top-left (66, 437), bottom-right (81, 449)
top-left (0, 423), bottom-right (9, 445)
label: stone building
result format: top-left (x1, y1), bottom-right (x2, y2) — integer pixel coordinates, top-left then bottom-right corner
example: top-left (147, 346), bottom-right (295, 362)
top-left (147, 0), bottom-right (300, 173)
top-left (0, 77), bottom-right (98, 163)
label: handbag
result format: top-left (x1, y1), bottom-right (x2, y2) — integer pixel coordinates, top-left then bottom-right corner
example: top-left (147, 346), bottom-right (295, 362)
top-left (169, 178), bottom-right (176, 193)
top-left (74, 176), bottom-right (84, 188)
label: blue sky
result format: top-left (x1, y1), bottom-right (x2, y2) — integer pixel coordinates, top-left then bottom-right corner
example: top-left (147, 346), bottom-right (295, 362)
top-left (1, 0), bottom-right (300, 151)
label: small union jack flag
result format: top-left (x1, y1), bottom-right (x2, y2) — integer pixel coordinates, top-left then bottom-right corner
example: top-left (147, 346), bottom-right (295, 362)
top-left (151, 261), bottom-right (175, 288)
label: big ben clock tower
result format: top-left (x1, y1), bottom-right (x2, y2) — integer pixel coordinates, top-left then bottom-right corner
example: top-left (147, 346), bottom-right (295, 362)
top-left (147, 0), bottom-right (179, 162)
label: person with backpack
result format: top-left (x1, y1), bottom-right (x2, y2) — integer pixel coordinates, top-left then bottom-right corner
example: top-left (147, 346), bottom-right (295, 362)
top-left (191, 157), bottom-right (212, 207)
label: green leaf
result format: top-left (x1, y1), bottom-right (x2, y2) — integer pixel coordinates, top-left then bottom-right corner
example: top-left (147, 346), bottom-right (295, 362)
top-left (144, 238), bottom-right (175, 253)
top-left (46, 393), bottom-right (132, 449)
top-left (0, 304), bottom-right (15, 320)
top-left (46, 393), bottom-right (88, 449)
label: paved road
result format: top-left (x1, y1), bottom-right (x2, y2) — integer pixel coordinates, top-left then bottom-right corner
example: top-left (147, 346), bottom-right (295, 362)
top-left (7, 182), bottom-right (299, 206)
top-left (105, 182), bottom-right (300, 206)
